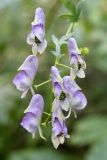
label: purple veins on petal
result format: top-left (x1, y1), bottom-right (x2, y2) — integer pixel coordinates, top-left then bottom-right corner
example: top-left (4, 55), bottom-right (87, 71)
top-left (71, 90), bottom-right (87, 110)
top-left (52, 118), bottom-right (69, 149)
top-left (13, 55), bottom-right (39, 98)
top-left (27, 7), bottom-right (47, 54)
top-left (68, 37), bottom-right (86, 79)
top-left (13, 71), bottom-right (31, 98)
top-left (68, 37), bottom-right (79, 56)
top-left (63, 76), bottom-right (81, 94)
top-left (21, 94), bottom-right (44, 136)
top-left (18, 55), bottom-right (39, 80)
top-left (51, 66), bottom-right (62, 83)
top-left (21, 112), bottom-right (39, 134)
top-left (54, 82), bottom-right (62, 97)
top-left (24, 94), bottom-right (44, 116)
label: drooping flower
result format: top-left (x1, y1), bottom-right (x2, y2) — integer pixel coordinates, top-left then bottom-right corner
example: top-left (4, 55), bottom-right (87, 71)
top-left (13, 55), bottom-right (38, 98)
top-left (21, 94), bottom-right (45, 139)
top-left (52, 99), bottom-right (69, 149)
top-left (27, 7), bottom-right (47, 54)
top-left (51, 66), bottom-right (87, 118)
top-left (68, 37), bottom-right (86, 79)
top-left (63, 76), bottom-right (87, 114)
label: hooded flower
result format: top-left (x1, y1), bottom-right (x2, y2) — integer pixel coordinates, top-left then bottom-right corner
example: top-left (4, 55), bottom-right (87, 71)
top-left (52, 99), bottom-right (69, 149)
top-left (63, 76), bottom-right (87, 114)
top-left (21, 94), bottom-right (44, 138)
top-left (68, 37), bottom-right (86, 79)
top-left (13, 55), bottom-right (38, 98)
top-left (51, 66), bottom-right (87, 118)
top-left (27, 7), bottom-right (47, 54)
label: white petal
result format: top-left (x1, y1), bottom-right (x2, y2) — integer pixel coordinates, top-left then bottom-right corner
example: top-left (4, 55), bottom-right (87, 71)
top-left (37, 39), bottom-right (47, 54)
top-left (70, 68), bottom-right (76, 80)
top-left (27, 32), bottom-right (35, 45)
top-left (77, 69), bottom-right (85, 78)
top-left (32, 44), bottom-right (38, 55)
top-left (61, 99), bottom-right (70, 111)
top-left (59, 135), bottom-right (65, 144)
top-left (52, 134), bottom-right (60, 149)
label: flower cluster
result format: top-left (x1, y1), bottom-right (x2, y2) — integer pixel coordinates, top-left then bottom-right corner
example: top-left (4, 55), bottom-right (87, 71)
top-left (13, 6), bottom-right (88, 149)
top-left (13, 8), bottom-right (47, 139)
top-left (51, 55), bottom-right (87, 148)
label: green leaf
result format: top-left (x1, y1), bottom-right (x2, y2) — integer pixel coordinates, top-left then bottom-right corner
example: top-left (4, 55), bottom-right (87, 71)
top-left (76, 0), bottom-right (85, 20)
top-left (69, 115), bottom-right (107, 146)
top-left (85, 138), bottom-right (107, 160)
top-left (8, 149), bottom-right (76, 160)
top-left (60, 14), bottom-right (73, 20)
top-left (61, 0), bottom-right (77, 16)
top-left (60, 14), bottom-right (79, 22)
top-left (0, 75), bottom-right (18, 124)
top-left (59, 33), bottom-right (73, 45)
top-left (52, 34), bottom-right (59, 46)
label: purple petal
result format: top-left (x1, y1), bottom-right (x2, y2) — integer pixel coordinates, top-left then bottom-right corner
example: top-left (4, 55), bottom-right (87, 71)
top-left (24, 94), bottom-right (44, 116)
top-left (68, 37), bottom-right (79, 56)
top-left (32, 25), bottom-right (45, 42)
top-left (51, 66), bottom-right (62, 83)
top-left (63, 76), bottom-right (81, 94)
top-left (52, 118), bottom-right (62, 136)
top-left (20, 112), bottom-right (39, 133)
top-left (52, 99), bottom-right (64, 124)
top-left (18, 55), bottom-right (39, 81)
top-left (31, 8), bottom-right (45, 42)
top-left (32, 8), bottom-right (45, 28)
top-left (54, 82), bottom-right (62, 97)
top-left (62, 121), bottom-right (68, 136)
top-left (71, 90), bottom-right (87, 110)
top-left (13, 70), bottom-right (31, 97)
top-left (70, 54), bottom-right (78, 67)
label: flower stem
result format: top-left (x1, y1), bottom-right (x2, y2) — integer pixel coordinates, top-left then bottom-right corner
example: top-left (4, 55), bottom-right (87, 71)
top-left (30, 87), bottom-right (35, 96)
top-left (43, 112), bottom-right (51, 116)
top-left (56, 63), bottom-right (71, 69)
top-left (34, 79), bottom-right (51, 89)
top-left (66, 22), bottom-right (75, 35)
top-left (41, 114), bottom-right (51, 126)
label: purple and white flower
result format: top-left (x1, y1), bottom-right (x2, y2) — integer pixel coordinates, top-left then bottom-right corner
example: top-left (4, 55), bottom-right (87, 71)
top-left (21, 94), bottom-right (45, 139)
top-left (13, 55), bottom-right (38, 98)
top-left (51, 66), bottom-right (87, 118)
top-left (68, 37), bottom-right (86, 79)
top-left (52, 99), bottom-right (69, 149)
top-left (27, 7), bottom-right (47, 54)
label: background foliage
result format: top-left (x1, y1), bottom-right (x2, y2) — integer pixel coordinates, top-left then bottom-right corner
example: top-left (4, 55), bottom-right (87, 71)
top-left (0, 0), bottom-right (107, 160)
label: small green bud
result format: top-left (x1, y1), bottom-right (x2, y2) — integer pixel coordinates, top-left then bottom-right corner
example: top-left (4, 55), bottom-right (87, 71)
top-left (80, 47), bottom-right (89, 56)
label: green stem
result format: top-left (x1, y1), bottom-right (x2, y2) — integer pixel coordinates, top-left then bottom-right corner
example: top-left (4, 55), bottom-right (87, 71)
top-left (41, 114), bottom-right (51, 126)
top-left (57, 63), bottom-right (71, 69)
top-left (34, 79), bottom-right (51, 89)
top-left (43, 112), bottom-right (51, 116)
top-left (66, 22), bottom-right (75, 35)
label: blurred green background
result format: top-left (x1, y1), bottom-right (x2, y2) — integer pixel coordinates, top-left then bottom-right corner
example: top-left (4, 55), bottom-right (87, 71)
top-left (0, 0), bottom-right (107, 160)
